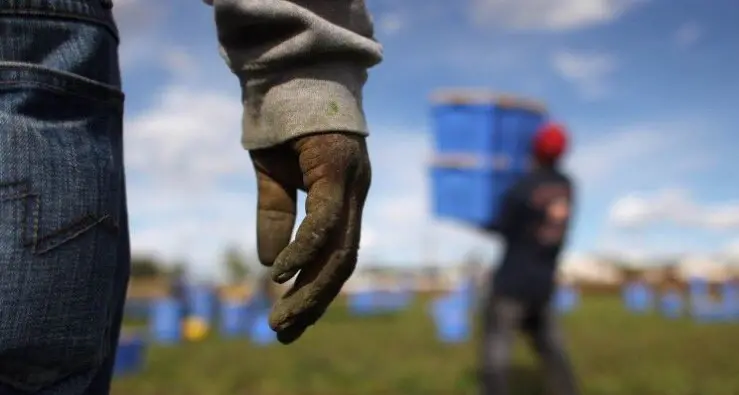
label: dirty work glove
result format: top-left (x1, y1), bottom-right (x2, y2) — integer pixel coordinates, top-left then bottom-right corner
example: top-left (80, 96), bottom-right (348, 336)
top-left (250, 132), bottom-right (371, 344)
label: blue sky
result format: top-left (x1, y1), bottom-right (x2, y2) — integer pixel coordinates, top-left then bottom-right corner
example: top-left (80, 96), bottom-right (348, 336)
top-left (114, 0), bottom-right (739, 278)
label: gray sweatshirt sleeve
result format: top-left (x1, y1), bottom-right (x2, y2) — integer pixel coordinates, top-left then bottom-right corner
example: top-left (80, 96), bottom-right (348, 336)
top-left (207, 0), bottom-right (384, 150)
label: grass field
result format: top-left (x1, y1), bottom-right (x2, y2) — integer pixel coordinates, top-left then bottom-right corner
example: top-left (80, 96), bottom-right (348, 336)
top-left (111, 295), bottom-right (739, 395)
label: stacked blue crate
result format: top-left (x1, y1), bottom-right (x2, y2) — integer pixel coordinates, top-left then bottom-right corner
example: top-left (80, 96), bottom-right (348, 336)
top-left (248, 311), bottom-right (276, 345)
top-left (659, 290), bottom-right (684, 319)
top-left (348, 289), bottom-right (408, 315)
top-left (430, 295), bottom-right (471, 343)
top-left (623, 281), bottom-right (653, 314)
top-left (429, 90), bottom-right (547, 227)
top-left (554, 285), bottom-right (579, 313)
top-left (114, 335), bottom-right (146, 376)
top-left (220, 300), bottom-right (248, 337)
top-left (348, 291), bottom-right (378, 315)
top-left (687, 277), bottom-right (722, 322)
top-left (150, 298), bottom-right (182, 344)
top-left (187, 285), bottom-right (217, 324)
top-left (428, 279), bottom-right (481, 344)
top-left (720, 281), bottom-right (739, 320)
top-left (245, 292), bottom-right (276, 344)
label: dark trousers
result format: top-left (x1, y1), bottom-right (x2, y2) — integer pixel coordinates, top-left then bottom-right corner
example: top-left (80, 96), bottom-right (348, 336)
top-left (480, 295), bottom-right (579, 395)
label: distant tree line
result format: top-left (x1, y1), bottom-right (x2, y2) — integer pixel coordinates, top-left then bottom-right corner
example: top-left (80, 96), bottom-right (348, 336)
top-left (130, 245), bottom-right (257, 284)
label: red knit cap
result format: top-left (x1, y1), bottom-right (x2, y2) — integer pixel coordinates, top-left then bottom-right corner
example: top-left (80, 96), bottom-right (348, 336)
top-left (533, 122), bottom-right (568, 162)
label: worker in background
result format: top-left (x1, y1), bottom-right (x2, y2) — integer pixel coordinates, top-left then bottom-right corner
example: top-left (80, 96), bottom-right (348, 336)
top-left (170, 268), bottom-right (189, 319)
top-left (0, 0), bottom-right (380, 393)
top-left (480, 123), bottom-right (579, 395)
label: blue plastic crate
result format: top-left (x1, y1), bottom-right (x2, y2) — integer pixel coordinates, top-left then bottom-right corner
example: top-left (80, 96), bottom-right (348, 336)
top-left (428, 92), bottom-right (546, 226)
top-left (623, 282), bottom-right (653, 314)
top-left (721, 281), bottom-right (738, 312)
top-left (688, 277), bottom-right (709, 297)
top-left (555, 285), bottom-right (578, 313)
top-left (429, 167), bottom-right (522, 226)
top-left (248, 311), bottom-right (276, 345)
top-left (114, 335), bottom-right (146, 376)
top-left (430, 296), bottom-right (471, 343)
top-left (348, 290), bottom-right (411, 315)
top-left (432, 104), bottom-right (496, 154)
top-left (220, 301), bottom-right (248, 337)
top-left (187, 286), bottom-right (217, 324)
top-left (691, 298), bottom-right (724, 323)
top-left (431, 100), bottom-right (546, 172)
top-left (150, 298), bottom-right (182, 344)
top-left (660, 291), bottom-right (683, 319)
top-left (348, 291), bottom-right (377, 315)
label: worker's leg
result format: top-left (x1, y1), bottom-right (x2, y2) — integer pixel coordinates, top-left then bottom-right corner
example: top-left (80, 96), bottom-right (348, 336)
top-left (479, 297), bottom-right (525, 395)
top-left (523, 304), bottom-right (579, 395)
top-left (0, 1), bottom-right (128, 394)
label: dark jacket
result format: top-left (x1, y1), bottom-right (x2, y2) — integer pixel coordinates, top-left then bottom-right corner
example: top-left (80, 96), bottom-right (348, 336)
top-left (489, 167), bottom-right (575, 304)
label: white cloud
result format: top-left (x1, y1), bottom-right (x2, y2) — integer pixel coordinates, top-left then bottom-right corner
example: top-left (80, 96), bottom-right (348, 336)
top-left (551, 50), bottom-right (617, 99)
top-left (377, 13), bottom-right (404, 36)
top-left (563, 119), bottom-right (715, 196)
top-left (160, 48), bottom-right (201, 80)
top-left (674, 22), bottom-right (701, 48)
top-left (125, 84), bottom-right (244, 188)
top-left (564, 120), bottom-right (722, 259)
top-left (724, 239), bottom-right (739, 259)
top-left (468, 0), bottom-right (644, 31)
top-left (607, 188), bottom-right (739, 230)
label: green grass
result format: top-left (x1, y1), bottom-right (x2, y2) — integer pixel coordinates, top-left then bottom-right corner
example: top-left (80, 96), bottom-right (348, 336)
top-left (112, 295), bottom-right (739, 395)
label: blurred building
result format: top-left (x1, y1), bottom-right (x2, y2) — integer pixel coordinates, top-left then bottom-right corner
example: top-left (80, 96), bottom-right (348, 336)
top-left (558, 253), bottom-right (622, 285)
top-left (342, 270), bottom-right (377, 294)
top-left (676, 255), bottom-right (733, 282)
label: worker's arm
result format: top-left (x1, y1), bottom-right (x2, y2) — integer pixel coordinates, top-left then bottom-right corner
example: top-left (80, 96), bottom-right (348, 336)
top-left (203, 0), bottom-right (381, 344)
top-left (563, 180), bottom-right (576, 238)
top-left (486, 185), bottom-right (522, 240)
top-left (208, 0), bottom-right (384, 149)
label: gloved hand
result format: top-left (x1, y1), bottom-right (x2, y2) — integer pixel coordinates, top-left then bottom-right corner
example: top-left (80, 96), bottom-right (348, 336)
top-left (250, 132), bottom-right (371, 344)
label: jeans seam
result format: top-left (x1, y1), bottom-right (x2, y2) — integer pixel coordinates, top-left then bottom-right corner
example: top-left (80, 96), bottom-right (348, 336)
top-left (0, 180), bottom-right (119, 256)
top-left (0, 10), bottom-right (117, 40)
top-left (0, 181), bottom-right (32, 202)
top-left (0, 0), bottom-right (118, 41)
top-left (28, 214), bottom-right (118, 255)
top-left (0, 62), bottom-right (124, 103)
top-left (0, 80), bottom-right (121, 106)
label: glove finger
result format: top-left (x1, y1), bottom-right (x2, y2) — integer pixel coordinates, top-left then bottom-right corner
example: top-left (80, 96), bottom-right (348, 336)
top-left (275, 323), bottom-right (307, 344)
top-left (254, 163), bottom-right (297, 267)
top-left (269, 241), bottom-right (356, 341)
top-left (270, 176), bottom-right (345, 283)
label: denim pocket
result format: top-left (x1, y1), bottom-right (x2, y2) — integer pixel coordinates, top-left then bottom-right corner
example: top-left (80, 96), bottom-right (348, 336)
top-left (0, 61), bottom-right (124, 392)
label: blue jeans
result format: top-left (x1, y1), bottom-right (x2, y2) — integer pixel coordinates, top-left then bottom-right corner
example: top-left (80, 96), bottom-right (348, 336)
top-left (0, 0), bottom-right (129, 394)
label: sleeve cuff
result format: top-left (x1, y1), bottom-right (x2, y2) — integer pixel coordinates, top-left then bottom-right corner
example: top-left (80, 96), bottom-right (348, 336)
top-left (239, 63), bottom-right (370, 150)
